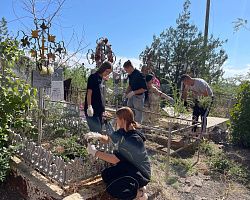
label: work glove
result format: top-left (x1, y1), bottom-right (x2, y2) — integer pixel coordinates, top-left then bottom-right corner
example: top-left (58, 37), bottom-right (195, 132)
top-left (87, 105), bottom-right (94, 117)
top-left (84, 132), bottom-right (102, 140)
top-left (126, 91), bottom-right (135, 99)
top-left (87, 143), bottom-right (97, 156)
top-left (165, 96), bottom-right (174, 105)
top-left (122, 93), bottom-right (126, 100)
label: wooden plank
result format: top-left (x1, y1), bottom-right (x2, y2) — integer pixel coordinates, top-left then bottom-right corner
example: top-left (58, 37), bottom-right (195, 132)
top-left (206, 116), bottom-right (229, 129)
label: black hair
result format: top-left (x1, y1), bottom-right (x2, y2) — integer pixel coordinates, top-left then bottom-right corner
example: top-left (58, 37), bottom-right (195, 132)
top-left (123, 60), bottom-right (133, 68)
top-left (146, 74), bottom-right (154, 82)
top-left (180, 74), bottom-right (191, 82)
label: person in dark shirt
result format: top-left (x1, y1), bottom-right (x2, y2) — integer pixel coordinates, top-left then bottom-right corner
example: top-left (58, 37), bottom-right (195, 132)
top-left (123, 60), bottom-right (147, 123)
top-left (84, 61), bottom-right (112, 132)
top-left (85, 107), bottom-right (151, 200)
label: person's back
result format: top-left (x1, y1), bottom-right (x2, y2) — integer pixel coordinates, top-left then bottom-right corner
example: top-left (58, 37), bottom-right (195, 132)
top-left (110, 128), bottom-right (151, 180)
top-left (181, 74), bottom-right (214, 134)
top-left (188, 78), bottom-right (213, 98)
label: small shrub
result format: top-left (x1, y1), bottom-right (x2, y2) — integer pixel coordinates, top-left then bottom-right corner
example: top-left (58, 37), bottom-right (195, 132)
top-left (209, 153), bottom-right (231, 173)
top-left (208, 152), bottom-right (248, 183)
top-left (199, 140), bottom-right (215, 156)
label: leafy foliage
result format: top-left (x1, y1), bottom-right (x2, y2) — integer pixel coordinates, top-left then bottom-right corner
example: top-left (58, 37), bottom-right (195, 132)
top-left (43, 101), bottom-right (88, 140)
top-left (0, 69), bottom-right (37, 181)
top-left (230, 81), bottom-right (250, 147)
top-left (52, 136), bottom-right (88, 162)
top-left (0, 18), bottom-right (23, 69)
top-left (63, 64), bottom-right (89, 89)
top-left (208, 152), bottom-right (248, 183)
top-left (0, 147), bottom-right (11, 181)
top-left (170, 83), bottom-right (188, 116)
top-left (0, 18), bottom-right (37, 182)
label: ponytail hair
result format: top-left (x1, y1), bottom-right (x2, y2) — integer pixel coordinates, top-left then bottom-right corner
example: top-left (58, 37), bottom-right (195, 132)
top-left (116, 107), bottom-right (139, 130)
top-left (123, 60), bottom-right (133, 69)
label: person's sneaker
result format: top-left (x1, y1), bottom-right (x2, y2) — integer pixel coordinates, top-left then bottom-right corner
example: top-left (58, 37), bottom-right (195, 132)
top-left (138, 192), bottom-right (148, 200)
top-left (135, 186), bottom-right (148, 200)
top-left (141, 186), bottom-right (146, 193)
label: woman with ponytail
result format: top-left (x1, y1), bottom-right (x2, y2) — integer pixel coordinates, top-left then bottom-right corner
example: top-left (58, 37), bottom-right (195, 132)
top-left (85, 107), bottom-right (151, 200)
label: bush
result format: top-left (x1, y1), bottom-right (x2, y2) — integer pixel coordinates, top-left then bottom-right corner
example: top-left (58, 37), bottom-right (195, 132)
top-left (0, 147), bottom-right (11, 181)
top-left (0, 69), bottom-right (37, 182)
top-left (230, 81), bottom-right (250, 148)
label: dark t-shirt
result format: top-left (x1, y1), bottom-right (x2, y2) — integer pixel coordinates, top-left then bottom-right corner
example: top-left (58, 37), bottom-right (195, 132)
top-left (110, 128), bottom-right (151, 179)
top-left (128, 69), bottom-right (147, 94)
top-left (84, 73), bottom-right (105, 116)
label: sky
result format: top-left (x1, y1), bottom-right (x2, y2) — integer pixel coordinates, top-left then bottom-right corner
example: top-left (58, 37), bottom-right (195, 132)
top-left (1, 0), bottom-right (250, 78)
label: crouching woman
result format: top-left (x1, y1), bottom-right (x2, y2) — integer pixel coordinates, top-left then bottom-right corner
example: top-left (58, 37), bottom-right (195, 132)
top-left (85, 107), bottom-right (151, 200)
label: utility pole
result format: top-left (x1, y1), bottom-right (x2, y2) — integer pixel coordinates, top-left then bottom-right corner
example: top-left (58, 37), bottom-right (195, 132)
top-left (203, 0), bottom-right (211, 68)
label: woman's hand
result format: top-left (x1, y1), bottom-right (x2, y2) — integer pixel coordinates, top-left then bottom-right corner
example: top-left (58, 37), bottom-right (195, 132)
top-left (87, 143), bottom-right (97, 156)
top-left (85, 132), bottom-right (102, 140)
top-left (87, 105), bottom-right (94, 116)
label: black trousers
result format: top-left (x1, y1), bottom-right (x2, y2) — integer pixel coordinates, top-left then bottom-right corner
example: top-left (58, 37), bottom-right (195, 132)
top-left (101, 162), bottom-right (150, 199)
top-left (192, 100), bottom-right (212, 133)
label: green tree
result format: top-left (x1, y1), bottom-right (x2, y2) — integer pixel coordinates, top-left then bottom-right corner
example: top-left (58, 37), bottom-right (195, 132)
top-left (0, 18), bottom-right (23, 71)
top-left (140, 0), bottom-right (227, 86)
top-left (64, 63), bottom-right (89, 89)
top-left (0, 17), bottom-right (8, 41)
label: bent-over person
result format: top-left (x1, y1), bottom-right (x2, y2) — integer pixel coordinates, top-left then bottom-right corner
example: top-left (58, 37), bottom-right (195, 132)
top-left (181, 74), bottom-right (214, 134)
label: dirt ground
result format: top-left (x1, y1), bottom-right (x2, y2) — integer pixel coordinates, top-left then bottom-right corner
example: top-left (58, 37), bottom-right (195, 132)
top-left (1, 145), bottom-right (250, 200)
top-left (0, 180), bottom-right (26, 200)
top-left (145, 144), bottom-right (250, 200)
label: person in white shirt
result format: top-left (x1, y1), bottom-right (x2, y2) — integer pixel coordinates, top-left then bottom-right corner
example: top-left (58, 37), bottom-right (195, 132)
top-left (180, 74), bottom-right (214, 134)
top-left (144, 74), bottom-right (174, 123)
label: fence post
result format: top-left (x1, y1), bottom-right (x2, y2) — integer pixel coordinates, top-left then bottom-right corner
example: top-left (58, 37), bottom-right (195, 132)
top-left (166, 119), bottom-right (172, 178)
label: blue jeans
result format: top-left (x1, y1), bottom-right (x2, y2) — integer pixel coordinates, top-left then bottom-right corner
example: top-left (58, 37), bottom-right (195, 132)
top-left (86, 115), bottom-right (102, 133)
top-left (127, 94), bottom-right (145, 123)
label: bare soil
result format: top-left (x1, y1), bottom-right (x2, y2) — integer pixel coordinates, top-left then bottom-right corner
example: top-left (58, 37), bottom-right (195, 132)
top-left (145, 144), bottom-right (250, 200)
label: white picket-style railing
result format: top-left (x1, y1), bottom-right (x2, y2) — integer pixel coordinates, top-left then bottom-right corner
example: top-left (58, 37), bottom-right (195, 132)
top-left (12, 133), bottom-right (111, 186)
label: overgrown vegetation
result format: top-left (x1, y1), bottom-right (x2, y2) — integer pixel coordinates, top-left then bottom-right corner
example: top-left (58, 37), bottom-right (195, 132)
top-left (0, 18), bottom-right (37, 182)
top-left (64, 64), bottom-right (89, 89)
top-left (43, 101), bottom-right (88, 140)
top-left (230, 81), bottom-right (250, 148)
top-left (200, 140), bottom-right (249, 184)
top-left (51, 136), bottom-right (88, 162)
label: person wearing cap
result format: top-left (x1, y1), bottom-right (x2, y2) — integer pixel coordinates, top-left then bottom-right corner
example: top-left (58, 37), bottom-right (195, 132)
top-left (84, 61), bottom-right (113, 132)
top-left (144, 74), bottom-right (174, 123)
top-left (180, 74), bottom-right (214, 134)
top-left (123, 60), bottom-right (147, 123)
